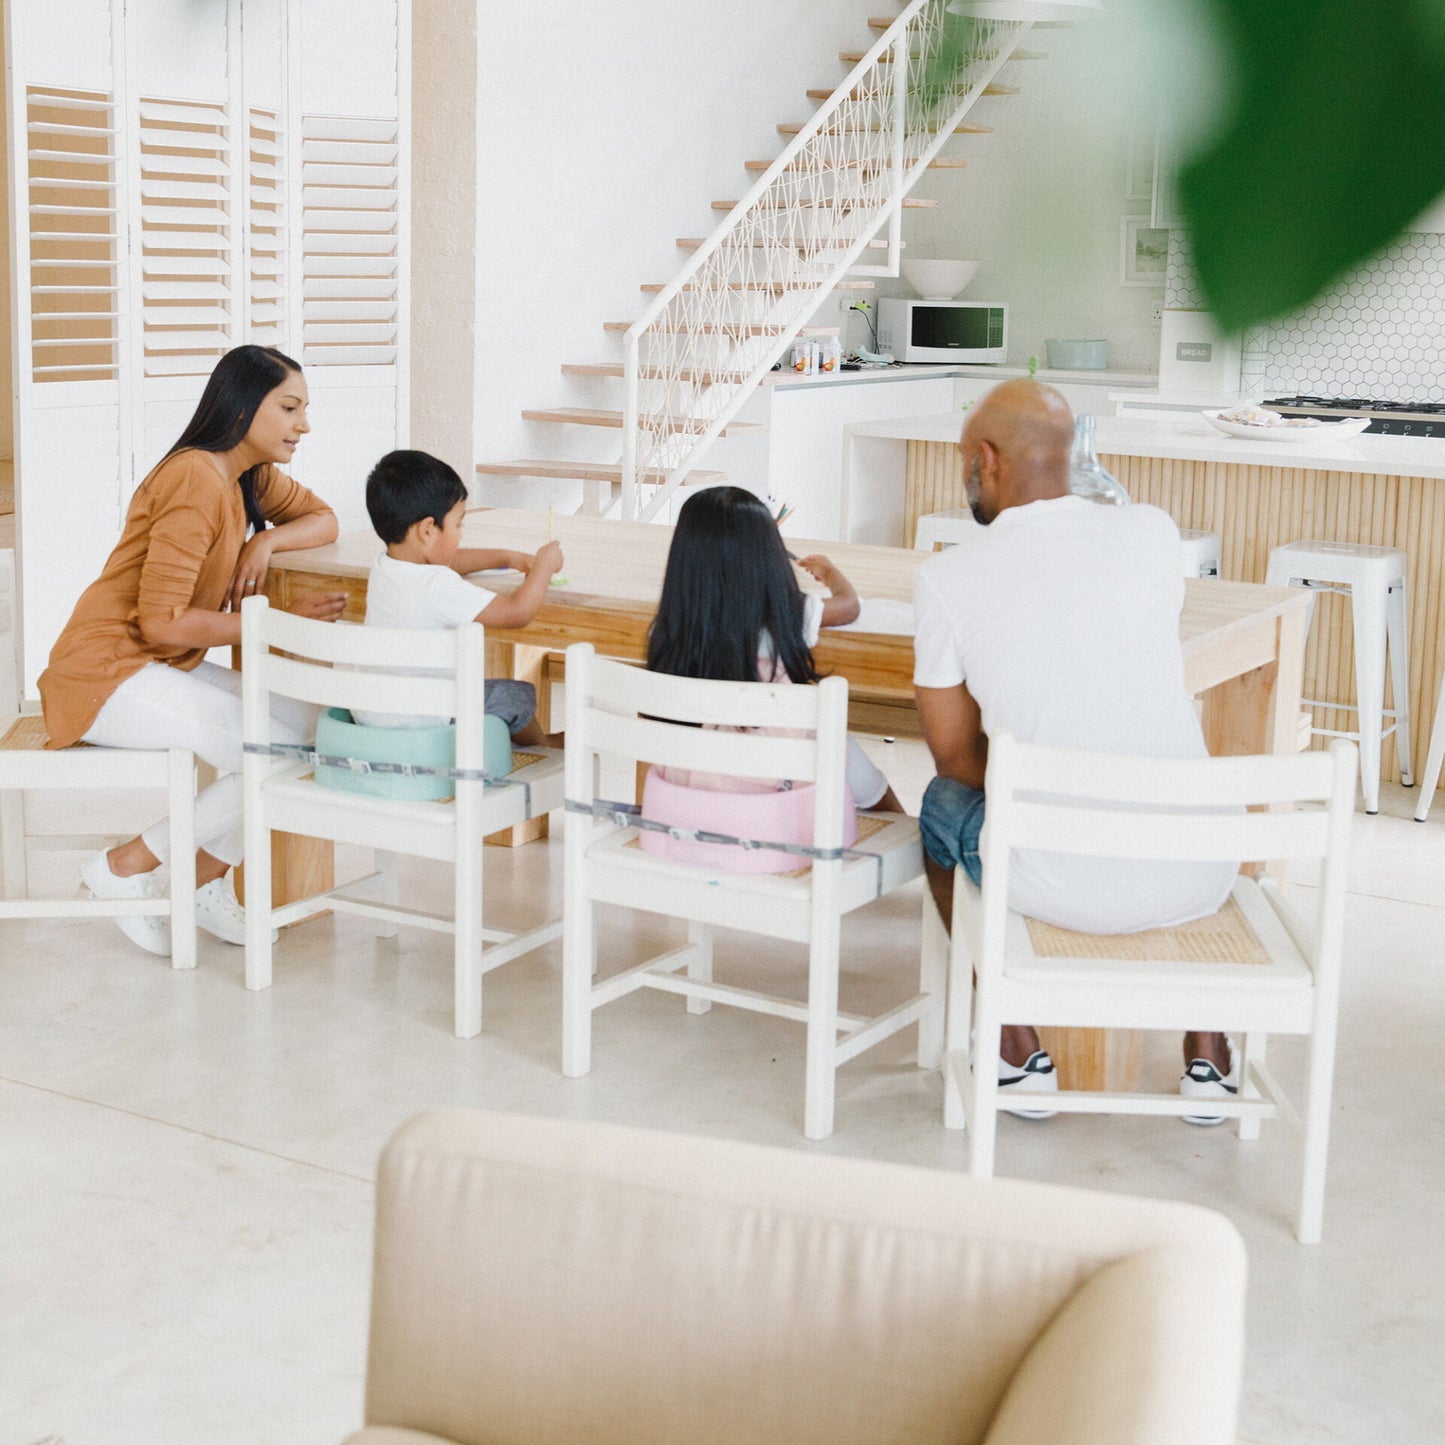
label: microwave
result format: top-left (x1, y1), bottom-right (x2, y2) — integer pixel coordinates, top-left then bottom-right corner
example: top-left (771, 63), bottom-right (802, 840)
top-left (877, 299), bottom-right (1008, 363)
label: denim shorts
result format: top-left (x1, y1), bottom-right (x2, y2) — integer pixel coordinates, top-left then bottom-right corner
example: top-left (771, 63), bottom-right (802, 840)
top-left (484, 679), bottom-right (537, 735)
top-left (918, 776), bottom-right (987, 886)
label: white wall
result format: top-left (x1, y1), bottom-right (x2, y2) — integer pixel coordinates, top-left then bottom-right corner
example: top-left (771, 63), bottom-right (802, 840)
top-left (458, 0), bottom-right (881, 507)
top-left (876, 12), bottom-right (1165, 374)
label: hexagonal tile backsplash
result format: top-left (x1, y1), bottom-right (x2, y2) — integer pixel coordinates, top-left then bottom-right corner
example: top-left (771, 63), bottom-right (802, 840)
top-left (1166, 232), bottom-right (1445, 397)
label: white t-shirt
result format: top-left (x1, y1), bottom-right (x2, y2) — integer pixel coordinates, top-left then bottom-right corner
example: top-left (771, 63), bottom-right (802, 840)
top-left (913, 496), bottom-right (1236, 933)
top-left (353, 551), bottom-right (495, 728)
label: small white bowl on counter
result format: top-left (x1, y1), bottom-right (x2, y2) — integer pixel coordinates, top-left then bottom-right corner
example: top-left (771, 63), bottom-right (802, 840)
top-left (1201, 407), bottom-right (1371, 442)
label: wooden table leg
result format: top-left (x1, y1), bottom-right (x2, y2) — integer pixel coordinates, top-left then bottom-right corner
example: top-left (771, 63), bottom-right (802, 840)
top-left (1038, 1027), bottom-right (1142, 1093)
top-left (485, 638), bottom-right (550, 847)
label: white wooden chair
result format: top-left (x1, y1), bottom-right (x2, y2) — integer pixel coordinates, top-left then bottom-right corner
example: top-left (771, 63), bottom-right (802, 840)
top-left (239, 597), bottom-right (564, 1039)
top-left (561, 642), bottom-right (938, 1140)
top-left (934, 732), bottom-right (1356, 1243)
top-left (0, 713), bottom-right (197, 968)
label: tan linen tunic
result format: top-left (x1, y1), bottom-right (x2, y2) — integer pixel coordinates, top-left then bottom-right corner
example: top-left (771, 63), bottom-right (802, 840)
top-left (38, 449), bottom-right (333, 749)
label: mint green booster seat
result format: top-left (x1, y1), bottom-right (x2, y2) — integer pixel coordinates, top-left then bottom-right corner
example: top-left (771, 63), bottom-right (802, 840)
top-left (313, 707), bottom-right (514, 802)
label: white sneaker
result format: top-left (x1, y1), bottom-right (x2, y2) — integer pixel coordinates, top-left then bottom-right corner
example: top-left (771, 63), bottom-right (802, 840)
top-left (1180, 1040), bottom-right (1238, 1126)
top-left (80, 850), bottom-right (171, 958)
top-left (195, 877), bottom-right (277, 946)
top-left (998, 1049), bottom-right (1060, 1121)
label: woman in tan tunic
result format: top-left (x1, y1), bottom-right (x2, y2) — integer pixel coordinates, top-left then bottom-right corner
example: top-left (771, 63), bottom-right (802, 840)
top-left (40, 345), bottom-right (346, 956)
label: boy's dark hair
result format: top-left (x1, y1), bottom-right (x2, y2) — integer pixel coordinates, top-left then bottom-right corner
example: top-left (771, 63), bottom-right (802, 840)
top-left (167, 344), bottom-right (302, 535)
top-left (647, 485), bottom-right (819, 686)
top-left (365, 449), bottom-right (468, 544)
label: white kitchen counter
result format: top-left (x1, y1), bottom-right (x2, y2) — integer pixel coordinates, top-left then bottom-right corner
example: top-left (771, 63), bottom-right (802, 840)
top-left (846, 410), bottom-right (1445, 481)
top-left (765, 362), bottom-right (1157, 391)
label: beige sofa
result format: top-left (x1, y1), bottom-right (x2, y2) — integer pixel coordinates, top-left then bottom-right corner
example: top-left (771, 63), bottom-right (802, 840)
top-left (344, 1110), bottom-right (1246, 1445)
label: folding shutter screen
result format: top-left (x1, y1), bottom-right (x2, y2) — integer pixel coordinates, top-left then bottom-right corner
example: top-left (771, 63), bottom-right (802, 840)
top-left (6, 0), bottom-right (128, 695)
top-left (4, 0), bottom-right (409, 693)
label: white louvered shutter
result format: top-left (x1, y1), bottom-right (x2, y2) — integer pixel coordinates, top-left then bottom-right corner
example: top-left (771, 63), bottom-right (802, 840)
top-left (7, 0), bottom-right (128, 693)
top-left (137, 97), bottom-right (233, 378)
top-left (289, 0), bottom-right (410, 527)
top-left (247, 105), bottom-right (287, 349)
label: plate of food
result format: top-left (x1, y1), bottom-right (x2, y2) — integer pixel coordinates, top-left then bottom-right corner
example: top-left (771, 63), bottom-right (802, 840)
top-left (1201, 406), bottom-right (1371, 441)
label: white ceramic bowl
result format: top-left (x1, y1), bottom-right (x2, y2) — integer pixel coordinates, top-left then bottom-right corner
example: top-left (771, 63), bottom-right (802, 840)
top-left (901, 259), bottom-right (978, 300)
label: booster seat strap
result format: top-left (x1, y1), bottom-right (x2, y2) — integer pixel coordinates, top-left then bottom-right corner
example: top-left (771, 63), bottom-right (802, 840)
top-left (564, 796), bottom-right (887, 897)
top-left (242, 741), bottom-right (534, 818)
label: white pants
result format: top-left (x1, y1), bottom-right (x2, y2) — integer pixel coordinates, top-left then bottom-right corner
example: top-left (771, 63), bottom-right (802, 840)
top-left (83, 659), bottom-right (317, 866)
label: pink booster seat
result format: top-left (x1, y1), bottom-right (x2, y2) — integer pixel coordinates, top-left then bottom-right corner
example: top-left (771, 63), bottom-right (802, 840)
top-left (638, 768), bottom-right (859, 875)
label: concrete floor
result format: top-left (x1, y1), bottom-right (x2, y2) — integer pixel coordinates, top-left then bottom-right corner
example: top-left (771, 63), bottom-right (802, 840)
top-left (1, 737), bottom-right (1442, 1444)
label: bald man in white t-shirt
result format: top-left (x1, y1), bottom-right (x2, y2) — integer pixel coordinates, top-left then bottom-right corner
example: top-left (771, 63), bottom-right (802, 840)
top-left (912, 380), bottom-right (1239, 1123)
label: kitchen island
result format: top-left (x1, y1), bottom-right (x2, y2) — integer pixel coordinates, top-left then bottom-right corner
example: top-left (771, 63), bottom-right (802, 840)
top-left (842, 410), bottom-right (1445, 783)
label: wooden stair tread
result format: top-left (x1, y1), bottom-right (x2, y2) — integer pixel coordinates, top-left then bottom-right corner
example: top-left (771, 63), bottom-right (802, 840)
top-left (563, 363), bottom-right (755, 384)
top-left (522, 407), bottom-right (766, 436)
top-left (641, 279), bottom-right (875, 291)
top-left (778, 121), bottom-right (991, 135)
top-left (711, 197), bottom-right (937, 209)
top-left (807, 82), bottom-right (1015, 100)
top-left (678, 235), bottom-right (904, 251)
top-left (475, 459), bottom-right (727, 485)
top-left (603, 321), bottom-right (840, 336)
top-left (744, 157), bottom-right (965, 171)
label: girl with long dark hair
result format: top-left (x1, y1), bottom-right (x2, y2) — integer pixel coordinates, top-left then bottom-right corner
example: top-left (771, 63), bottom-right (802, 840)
top-left (39, 344), bottom-right (345, 956)
top-left (646, 485), bottom-right (900, 810)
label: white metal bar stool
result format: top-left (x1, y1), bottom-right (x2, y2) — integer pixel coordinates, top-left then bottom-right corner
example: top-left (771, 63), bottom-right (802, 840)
top-left (914, 508), bottom-right (977, 551)
top-left (1179, 528), bottom-right (1221, 578)
top-left (1265, 539), bottom-right (1412, 813)
top-left (0, 714), bottom-right (197, 966)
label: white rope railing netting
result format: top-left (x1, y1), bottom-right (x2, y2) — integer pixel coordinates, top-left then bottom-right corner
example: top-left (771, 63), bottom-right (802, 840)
top-left (621, 1), bottom-right (1029, 520)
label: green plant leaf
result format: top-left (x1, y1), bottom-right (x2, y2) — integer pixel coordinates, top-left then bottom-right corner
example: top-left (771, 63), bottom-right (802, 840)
top-left (1180, 0), bottom-right (1445, 332)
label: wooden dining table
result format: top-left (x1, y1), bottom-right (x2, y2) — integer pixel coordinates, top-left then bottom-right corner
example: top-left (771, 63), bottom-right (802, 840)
top-left (265, 506), bottom-right (1312, 1091)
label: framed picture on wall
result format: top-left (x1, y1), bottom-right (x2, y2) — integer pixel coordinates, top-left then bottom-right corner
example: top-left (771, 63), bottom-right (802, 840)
top-left (1125, 130), bottom-right (1154, 202)
top-left (1121, 217), bottom-right (1169, 287)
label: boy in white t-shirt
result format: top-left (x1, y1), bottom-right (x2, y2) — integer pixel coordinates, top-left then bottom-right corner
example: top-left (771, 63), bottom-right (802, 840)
top-left (356, 449), bottom-right (563, 741)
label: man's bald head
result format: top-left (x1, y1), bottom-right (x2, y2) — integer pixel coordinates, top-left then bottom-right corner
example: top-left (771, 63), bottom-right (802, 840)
top-left (959, 379), bottom-right (1075, 524)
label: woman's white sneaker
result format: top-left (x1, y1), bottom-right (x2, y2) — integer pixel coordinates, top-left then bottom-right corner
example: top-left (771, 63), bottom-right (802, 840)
top-left (80, 850), bottom-right (171, 957)
top-left (195, 877), bottom-right (277, 946)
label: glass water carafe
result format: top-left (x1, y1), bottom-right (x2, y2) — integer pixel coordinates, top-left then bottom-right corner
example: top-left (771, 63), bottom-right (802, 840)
top-left (1069, 414), bottom-right (1130, 505)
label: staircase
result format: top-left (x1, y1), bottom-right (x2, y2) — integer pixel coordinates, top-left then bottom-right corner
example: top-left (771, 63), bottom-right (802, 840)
top-left (477, 0), bottom-right (1048, 522)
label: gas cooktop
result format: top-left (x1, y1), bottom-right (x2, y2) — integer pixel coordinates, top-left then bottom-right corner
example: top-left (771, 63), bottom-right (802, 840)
top-left (1262, 395), bottom-right (1445, 437)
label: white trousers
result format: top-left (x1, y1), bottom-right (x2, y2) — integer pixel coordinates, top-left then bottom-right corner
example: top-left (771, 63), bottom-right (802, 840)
top-left (83, 659), bottom-right (316, 866)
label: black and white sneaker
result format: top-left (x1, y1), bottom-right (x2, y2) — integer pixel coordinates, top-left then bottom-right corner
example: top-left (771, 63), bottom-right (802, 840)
top-left (998, 1048), bottom-right (1059, 1121)
top-left (1180, 1044), bottom-right (1238, 1126)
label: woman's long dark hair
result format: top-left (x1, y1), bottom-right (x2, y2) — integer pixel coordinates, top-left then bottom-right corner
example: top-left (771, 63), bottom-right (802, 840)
top-left (165, 344), bottom-right (303, 534)
top-left (647, 486), bottom-right (819, 685)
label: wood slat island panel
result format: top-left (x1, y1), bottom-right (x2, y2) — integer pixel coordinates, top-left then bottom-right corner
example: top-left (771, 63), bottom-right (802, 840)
top-left (903, 442), bottom-right (1441, 783)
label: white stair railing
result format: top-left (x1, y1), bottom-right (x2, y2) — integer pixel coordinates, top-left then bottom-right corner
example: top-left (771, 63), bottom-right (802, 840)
top-left (620, 0), bottom-right (1030, 521)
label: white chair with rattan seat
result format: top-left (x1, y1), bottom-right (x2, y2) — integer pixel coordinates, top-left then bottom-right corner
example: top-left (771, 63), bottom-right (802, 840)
top-left (239, 597), bottom-right (564, 1039)
top-left (1179, 527), bottom-right (1221, 578)
top-left (914, 508), bottom-right (978, 551)
top-left (0, 713), bottom-right (197, 967)
top-left (934, 732), bottom-right (1356, 1243)
top-left (561, 643), bottom-right (938, 1140)
top-left (1266, 538), bottom-right (1411, 812)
